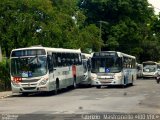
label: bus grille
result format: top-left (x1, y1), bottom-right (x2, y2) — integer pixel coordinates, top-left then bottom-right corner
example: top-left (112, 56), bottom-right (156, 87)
top-left (21, 79), bottom-right (40, 83)
top-left (98, 78), bottom-right (112, 83)
top-left (23, 87), bottom-right (36, 90)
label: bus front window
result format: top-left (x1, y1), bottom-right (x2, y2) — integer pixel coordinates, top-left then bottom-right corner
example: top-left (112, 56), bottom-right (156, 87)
top-left (11, 56), bottom-right (47, 78)
top-left (143, 65), bottom-right (156, 72)
top-left (91, 57), bottom-right (122, 73)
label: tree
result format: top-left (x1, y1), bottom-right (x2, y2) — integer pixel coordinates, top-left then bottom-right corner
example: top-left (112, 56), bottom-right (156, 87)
top-left (52, 0), bottom-right (103, 52)
top-left (0, 0), bottom-right (102, 56)
top-left (140, 13), bottom-right (160, 62)
top-left (80, 0), bottom-right (159, 62)
top-left (0, 0), bottom-right (56, 57)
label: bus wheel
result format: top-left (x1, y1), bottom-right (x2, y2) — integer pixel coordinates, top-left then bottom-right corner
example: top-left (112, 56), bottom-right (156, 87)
top-left (123, 77), bottom-right (127, 88)
top-left (122, 84), bottom-right (126, 88)
top-left (96, 86), bottom-right (101, 89)
top-left (157, 79), bottom-right (160, 84)
top-left (22, 92), bottom-right (29, 96)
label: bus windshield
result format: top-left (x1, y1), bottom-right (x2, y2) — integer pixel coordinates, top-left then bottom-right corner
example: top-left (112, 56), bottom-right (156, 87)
top-left (11, 56), bottom-right (47, 78)
top-left (91, 56), bottom-right (122, 73)
top-left (143, 64), bottom-right (157, 72)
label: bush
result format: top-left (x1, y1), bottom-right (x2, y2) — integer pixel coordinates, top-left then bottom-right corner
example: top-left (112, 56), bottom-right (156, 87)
top-left (0, 58), bottom-right (11, 91)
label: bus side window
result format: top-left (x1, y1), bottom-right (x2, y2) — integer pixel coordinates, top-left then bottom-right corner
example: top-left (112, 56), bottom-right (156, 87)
top-left (57, 53), bottom-right (62, 67)
top-left (52, 53), bottom-right (57, 67)
top-left (61, 53), bottom-right (67, 66)
top-left (75, 54), bottom-right (79, 65)
top-left (71, 54), bottom-right (75, 65)
top-left (66, 53), bottom-right (71, 66)
top-left (123, 57), bottom-right (128, 68)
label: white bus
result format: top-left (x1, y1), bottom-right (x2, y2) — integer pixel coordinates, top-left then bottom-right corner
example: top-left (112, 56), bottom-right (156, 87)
top-left (142, 61), bottom-right (157, 78)
top-left (10, 46), bottom-right (84, 95)
top-left (91, 51), bottom-right (136, 88)
top-left (81, 53), bottom-right (92, 86)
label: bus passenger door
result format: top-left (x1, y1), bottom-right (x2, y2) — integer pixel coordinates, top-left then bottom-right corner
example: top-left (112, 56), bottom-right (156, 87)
top-left (47, 54), bottom-right (55, 90)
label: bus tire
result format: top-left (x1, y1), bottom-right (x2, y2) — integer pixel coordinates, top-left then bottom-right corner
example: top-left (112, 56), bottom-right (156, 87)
top-left (123, 77), bottom-right (127, 88)
top-left (22, 92), bottom-right (29, 96)
top-left (157, 79), bottom-right (160, 84)
top-left (96, 86), bottom-right (101, 89)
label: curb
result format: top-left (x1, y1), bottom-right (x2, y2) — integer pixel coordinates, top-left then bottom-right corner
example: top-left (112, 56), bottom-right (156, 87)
top-left (0, 91), bottom-right (12, 99)
top-left (0, 95), bottom-right (11, 99)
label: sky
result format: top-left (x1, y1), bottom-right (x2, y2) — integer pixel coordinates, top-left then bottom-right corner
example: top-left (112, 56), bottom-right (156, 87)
top-left (148, 0), bottom-right (160, 14)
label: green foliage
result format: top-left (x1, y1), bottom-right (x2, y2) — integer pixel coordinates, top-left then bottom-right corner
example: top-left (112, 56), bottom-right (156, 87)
top-left (80, 0), bottom-right (160, 62)
top-left (78, 24), bottom-right (103, 52)
top-left (0, 0), bottom-right (102, 56)
top-left (0, 58), bottom-right (10, 91)
top-left (0, 0), bottom-right (103, 90)
top-left (0, 0), bottom-right (160, 90)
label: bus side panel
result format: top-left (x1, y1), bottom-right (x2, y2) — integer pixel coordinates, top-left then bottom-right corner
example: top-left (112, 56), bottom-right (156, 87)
top-left (74, 65), bottom-right (84, 84)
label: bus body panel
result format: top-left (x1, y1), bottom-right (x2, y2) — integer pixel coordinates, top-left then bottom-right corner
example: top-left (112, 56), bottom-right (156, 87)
top-left (81, 53), bottom-right (92, 86)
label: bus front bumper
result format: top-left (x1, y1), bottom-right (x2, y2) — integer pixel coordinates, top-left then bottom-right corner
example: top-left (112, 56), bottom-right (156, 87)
top-left (11, 83), bottom-right (50, 93)
top-left (91, 79), bottom-right (122, 86)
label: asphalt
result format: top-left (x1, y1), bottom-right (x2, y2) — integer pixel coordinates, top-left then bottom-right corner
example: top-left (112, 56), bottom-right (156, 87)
top-left (0, 91), bottom-right (12, 99)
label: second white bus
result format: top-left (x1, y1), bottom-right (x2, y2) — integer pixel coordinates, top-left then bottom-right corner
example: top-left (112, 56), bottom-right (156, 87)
top-left (91, 51), bottom-right (137, 88)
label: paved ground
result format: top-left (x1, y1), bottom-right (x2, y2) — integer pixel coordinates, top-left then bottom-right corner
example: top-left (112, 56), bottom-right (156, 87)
top-left (0, 91), bottom-right (12, 99)
top-left (0, 79), bottom-right (160, 120)
top-left (1, 79), bottom-right (160, 114)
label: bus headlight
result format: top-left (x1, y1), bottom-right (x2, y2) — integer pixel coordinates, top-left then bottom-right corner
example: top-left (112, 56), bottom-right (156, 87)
top-left (11, 81), bottom-right (20, 87)
top-left (39, 77), bottom-right (48, 86)
top-left (91, 76), bottom-right (97, 80)
top-left (116, 75), bottom-right (122, 80)
top-left (91, 73), bottom-right (97, 80)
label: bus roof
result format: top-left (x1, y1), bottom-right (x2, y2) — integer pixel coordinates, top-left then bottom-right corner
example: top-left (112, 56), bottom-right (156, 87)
top-left (11, 46), bottom-right (81, 54)
top-left (92, 51), bottom-right (136, 59)
top-left (117, 52), bottom-right (135, 59)
top-left (81, 53), bottom-right (91, 59)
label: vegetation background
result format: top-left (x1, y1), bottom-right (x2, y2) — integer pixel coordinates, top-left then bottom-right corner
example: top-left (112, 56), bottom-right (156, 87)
top-left (0, 0), bottom-right (160, 91)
